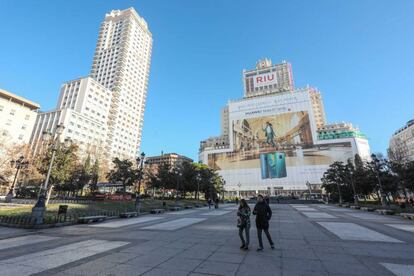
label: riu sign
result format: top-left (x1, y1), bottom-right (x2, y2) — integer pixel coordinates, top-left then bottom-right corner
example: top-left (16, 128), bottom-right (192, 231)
top-left (253, 72), bottom-right (278, 88)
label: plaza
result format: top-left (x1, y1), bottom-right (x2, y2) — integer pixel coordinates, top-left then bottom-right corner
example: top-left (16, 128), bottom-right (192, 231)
top-left (0, 203), bottom-right (413, 276)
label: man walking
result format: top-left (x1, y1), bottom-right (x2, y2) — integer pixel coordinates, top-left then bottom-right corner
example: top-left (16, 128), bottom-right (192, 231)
top-left (253, 194), bottom-right (275, 251)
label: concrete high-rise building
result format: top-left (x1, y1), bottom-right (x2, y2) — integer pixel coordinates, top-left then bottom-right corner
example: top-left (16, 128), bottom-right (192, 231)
top-left (0, 88), bottom-right (40, 145)
top-left (30, 77), bottom-right (111, 156)
top-left (243, 59), bottom-right (294, 98)
top-left (389, 119), bottom-right (414, 162)
top-left (90, 8), bottom-right (153, 159)
top-left (30, 8), bottom-right (152, 161)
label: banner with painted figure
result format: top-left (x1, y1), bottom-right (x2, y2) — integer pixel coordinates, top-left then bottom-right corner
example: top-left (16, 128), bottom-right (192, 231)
top-left (207, 110), bottom-right (354, 188)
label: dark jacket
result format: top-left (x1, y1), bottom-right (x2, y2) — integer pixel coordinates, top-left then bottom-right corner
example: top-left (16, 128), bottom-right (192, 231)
top-left (253, 201), bottom-right (272, 229)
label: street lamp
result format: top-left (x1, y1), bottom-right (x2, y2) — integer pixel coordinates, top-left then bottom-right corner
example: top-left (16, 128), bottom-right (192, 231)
top-left (371, 154), bottom-right (387, 207)
top-left (5, 156), bottom-right (29, 203)
top-left (346, 163), bottom-right (358, 205)
top-left (196, 173), bottom-right (201, 201)
top-left (136, 152), bottom-right (146, 194)
top-left (175, 169), bottom-right (182, 202)
top-left (31, 124), bottom-right (65, 224)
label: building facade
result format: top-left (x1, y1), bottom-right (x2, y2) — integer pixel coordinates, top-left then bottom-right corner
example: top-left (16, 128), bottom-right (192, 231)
top-left (389, 119), bottom-right (414, 162)
top-left (90, 8), bottom-right (152, 159)
top-left (30, 8), bottom-right (152, 161)
top-left (243, 59), bottom-right (294, 98)
top-left (199, 59), bottom-right (370, 195)
top-left (0, 88), bottom-right (40, 145)
top-left (146, 153), bottom-right (193, 168)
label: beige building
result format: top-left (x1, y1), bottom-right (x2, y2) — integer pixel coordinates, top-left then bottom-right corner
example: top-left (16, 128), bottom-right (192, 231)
top-left (0, 88), bottom-right (40, 145)
top-left (146, 153), bottom-right (193, 168)
top-left (389, 119), bottom-right (414, 162)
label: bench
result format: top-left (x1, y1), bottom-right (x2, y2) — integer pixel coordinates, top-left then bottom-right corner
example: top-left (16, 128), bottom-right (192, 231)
top-left (169, 207), bottom-right (181, 211)
top-left (350, 205), bottom-right (361, 209)
top-left (184, 206), bottom-right (193, 209)
top-left (120, 212), bottom-right (139, 218)
top-left (78, 216), bottom-right (106, 224)
top-left (150, 209), bottom-right (165, 214)
top-left (400, 213), bottom-right (414, 220)
top-left (361, 207), bottom-right (375, 212)
top-left (375, 209), bottom-right (395, 215)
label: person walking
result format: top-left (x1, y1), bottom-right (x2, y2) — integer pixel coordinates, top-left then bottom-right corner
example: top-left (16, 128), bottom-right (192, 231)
top-left (208, 198), bottom-right (212, 210)
top-left (237, 199), bottom-right (251, 250)
top-left (253, 194), bottom-right (275, 251)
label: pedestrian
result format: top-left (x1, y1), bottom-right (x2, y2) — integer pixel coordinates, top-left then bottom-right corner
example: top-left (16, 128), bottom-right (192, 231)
top-left (208, 198), bottom-right (212, 210)
top-left (237, 199), bottom-right (251, 250)
top-left (235, 197), bottom-right (239, 205)
top-left (215, 198), bottom-right (219, 209)
top-left (135, 193), bottom-right (141, 215)
top-left (253, 194), bottom-right (275, 251)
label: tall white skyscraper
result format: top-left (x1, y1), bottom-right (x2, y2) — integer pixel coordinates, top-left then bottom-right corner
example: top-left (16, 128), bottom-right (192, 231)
top-left (90, 8), bottom-right (153, 159)
top-left (30, 7), bottom-right (152, 161)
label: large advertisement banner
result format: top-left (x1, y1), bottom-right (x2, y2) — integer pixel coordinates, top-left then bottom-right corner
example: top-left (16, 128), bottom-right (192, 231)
top-left (207, 109), bottom-right (355, 189)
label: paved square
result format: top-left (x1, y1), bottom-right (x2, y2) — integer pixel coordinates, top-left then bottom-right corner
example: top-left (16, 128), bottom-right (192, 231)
top-left (0, 204), bottom-right (413, 276)
top-left (386, 224), bottom-right (414, 233)
top-left (317, 222), bottom-right (403, 242)
top-left (89, 216), bottom-right (164, 228)
top-left (302, 212), bottom-right (337, 219)
top-left (141, 218), bottom-right (206, 230)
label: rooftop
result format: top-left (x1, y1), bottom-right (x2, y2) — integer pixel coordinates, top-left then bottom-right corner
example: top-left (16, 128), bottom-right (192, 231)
top-left (0, 88), bottom-right (40, 110)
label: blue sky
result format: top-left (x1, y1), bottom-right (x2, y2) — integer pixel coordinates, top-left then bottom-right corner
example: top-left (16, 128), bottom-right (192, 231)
top-left (1, 0), bottom-right (413, 160)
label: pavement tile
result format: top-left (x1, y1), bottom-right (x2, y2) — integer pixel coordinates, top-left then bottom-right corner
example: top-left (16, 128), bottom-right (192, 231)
top-left (207, 252), bottom-right (245, 264)
top-left (157, 257), bottom-right (203, 271)
top-left (96, 264), bottom-right (153, 276)
top-left (282, 249), bottom-right (319, 260)
top-left (142, 268), bottom-right (190, 276)
top-left (237, 263), bottom-right (282, 276)
top-left (195, 260), bottom-right (239, 276)
top-left (322, 260), bottom-right (375, 275)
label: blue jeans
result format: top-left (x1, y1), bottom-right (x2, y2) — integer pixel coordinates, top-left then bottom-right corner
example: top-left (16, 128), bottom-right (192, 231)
top-left (239, 226), bottom-right (250, 247)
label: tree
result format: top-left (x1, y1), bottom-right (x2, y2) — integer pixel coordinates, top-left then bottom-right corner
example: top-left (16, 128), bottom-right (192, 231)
top-left (321, 161), bottom-right (353, 203)
top-left (89, 159), bottom-right (100, 194)
top-left (107, 158), bottom-right (138, 195)
top-left (35, 142), bottom-right (79, 201)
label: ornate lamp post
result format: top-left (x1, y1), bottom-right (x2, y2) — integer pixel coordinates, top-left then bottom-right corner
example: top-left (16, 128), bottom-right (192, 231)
top-left (371, 154), bottom-right (387, 207)
top-left (5, 156), bottom-right (29, 203)
top-left (135, 152), bottom-right (146, 194)
top-left (31, 124), bottom-right (66, 224)
top-left (175, 170), bottom-right (182, 202)
top-left (196, 173), bottom-right (201, 201)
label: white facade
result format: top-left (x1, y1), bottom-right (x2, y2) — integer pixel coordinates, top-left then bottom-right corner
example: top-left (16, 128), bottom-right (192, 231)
top-left (90, 8), bottom-right (153, 160)
top-left (30, 108), bottom-right (107, 156)
top-left (30, 77), bottom-right (111, 156)
top-left (29, 7), bottom-right (152, 161)
top-left (389, 119), bottom-right (414, 161)
top-left (0, 88), bottom-right (40, 145)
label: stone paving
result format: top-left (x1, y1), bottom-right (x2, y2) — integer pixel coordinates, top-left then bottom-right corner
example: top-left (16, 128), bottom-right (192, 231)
top-left (0, 204), bottom-right (413, 275)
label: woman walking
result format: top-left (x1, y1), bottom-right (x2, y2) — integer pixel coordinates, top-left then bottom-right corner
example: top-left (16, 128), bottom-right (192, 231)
top-left (237, 199), bottom-right (251, 250)
top-left (253, 194), bottom-right (274, 251)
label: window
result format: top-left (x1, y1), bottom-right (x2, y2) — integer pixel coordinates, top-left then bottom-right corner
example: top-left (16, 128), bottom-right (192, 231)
top-left (18, 134), bottom-right (24, 140)
top-left (10, 109), bottom-right (16, 115)
top-left (0, 105), bottom-right (3, 111)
